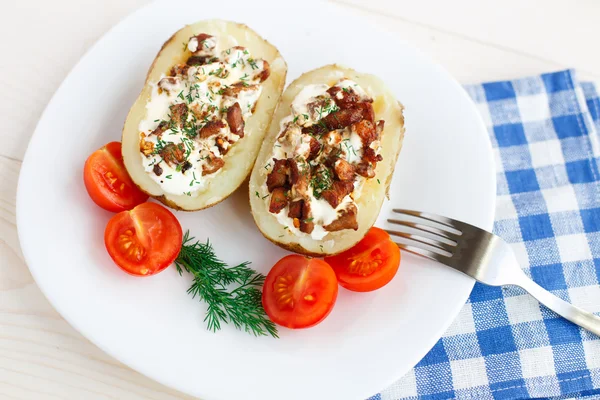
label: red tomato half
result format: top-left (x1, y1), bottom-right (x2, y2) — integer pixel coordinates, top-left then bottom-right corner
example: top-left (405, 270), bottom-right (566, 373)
top-left (325, 227), bottom-right (401, 292)
top-left (104, 202), bottom-right (182, 276)
top-left (262, 255), bottom-right (338, 329)
top-left (84, 141), bottom-right (148, 212)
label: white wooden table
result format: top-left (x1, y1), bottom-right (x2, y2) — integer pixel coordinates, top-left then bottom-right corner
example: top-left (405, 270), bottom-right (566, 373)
top-left (1, 1), bottom-right (599, 398)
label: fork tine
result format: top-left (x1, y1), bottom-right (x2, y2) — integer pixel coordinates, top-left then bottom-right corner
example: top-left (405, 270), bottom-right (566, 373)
top-left (386, 229), bottom-right (455, 254)
top-left (386, 219), bottom-right (460, 241)
top-left (392, 209), bottom-right (462, 233)
top-left (394, 242), bottom-right (450, 263)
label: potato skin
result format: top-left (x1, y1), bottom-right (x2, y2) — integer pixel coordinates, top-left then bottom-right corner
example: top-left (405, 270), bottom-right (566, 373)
top-left (121, 20), bottom-right (287, 211)
top-left (249, 64), bottom-right (405, 257)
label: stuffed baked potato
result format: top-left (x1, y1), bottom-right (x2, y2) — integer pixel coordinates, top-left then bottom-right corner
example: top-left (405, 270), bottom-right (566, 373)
top-left (249, 65), bottom-right (405, 256)
top-left (122, 20), bottom-right (287, 211)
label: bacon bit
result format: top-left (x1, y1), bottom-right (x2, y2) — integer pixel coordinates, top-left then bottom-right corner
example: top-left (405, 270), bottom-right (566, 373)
top-left (266, 159), bottom-right (290, 192)
top-left (352, 119), bottom-right (377, 147)
top-left (288, 199), bottom-right (303, 219)
top-left (269, 187), bottom-right (289, 214)
top-left (170, 103), bottom-right (188, 129)
top-left (186, 56), bottom-right (208, 66)
top-left (158, 77), bottom-right (179, 92)
top-left (181, 161), bottom-right (192, 173)
top-left (356, 162), bottom-right (376, 178)
top-left (307, 136), bottom-right (321, 160)
top-left (293, 218), bottom-right (300, 229)
top-left (191, 33), bottom-right (214, 53)
top-left (153, 163), bottom-right (163, 176)
top-left (334, 159), bottom-right (356, 181)
top-left (327, 86), bottom-right (360, 108)
top-left (363, 147), bottom-right (383, 163)
top-left (299, 201), bottom-right (314, 234)
top-left (227, 102), bottom-right (245, 137)
top-left (303, 107), bottom-right (364, 135)
top-left (160, 143), bottom-right (186, 166)
top-left (376, 120), bottom-right (385, 136)
top-left (199, 120), bottom-right (226, 139)
top-left (169, 64), bottom-right (190, 77)
top-left (139, 136), bottom-right (154, 156)
top-left (222, 82), bottom-right (259, 97)
top-left (356, 102), bottom-right (375, 124)
top-left (202, 153), bottom-right (225, 175)
top-left (325, 204), bottom-right (358, 232)
top-left (215, 137), bottom-right (229, 154)
top-left (256, 59), bottom-right (270, 82)
top-left (321, 180), bottom-right (354, 208)
top-left (288, 158), bottom-right (309, 197)
top-left (150, 121), bottom-right (168, 137)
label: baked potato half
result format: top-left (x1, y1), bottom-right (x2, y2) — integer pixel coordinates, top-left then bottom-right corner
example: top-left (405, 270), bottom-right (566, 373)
top-left (249, 64), bottom-right (405, 256)
top-left (122, 20), bottom-right (287, 211)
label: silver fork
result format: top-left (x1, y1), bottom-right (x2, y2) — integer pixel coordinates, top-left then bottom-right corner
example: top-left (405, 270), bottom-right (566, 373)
top-left (386, 209), bottom-right (600, 336)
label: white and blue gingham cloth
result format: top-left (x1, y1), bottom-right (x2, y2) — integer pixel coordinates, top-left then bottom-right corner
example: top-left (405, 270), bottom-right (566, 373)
top-left (371, 70), bottom-right (600, 400)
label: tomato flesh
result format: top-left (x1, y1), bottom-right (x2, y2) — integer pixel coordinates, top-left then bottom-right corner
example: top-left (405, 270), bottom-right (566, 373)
top-left (325, 227), bottom-right (401, 292)
top-left (104, 202), bottom-right (182, 276)
top-left (84, 141), bottom-right (148, 212)
top-left (263, 255), bottom-right (338, 329)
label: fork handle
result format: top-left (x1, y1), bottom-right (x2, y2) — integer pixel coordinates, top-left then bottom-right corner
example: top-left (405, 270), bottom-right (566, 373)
top-left (516, 275), bottom-right (600, 337)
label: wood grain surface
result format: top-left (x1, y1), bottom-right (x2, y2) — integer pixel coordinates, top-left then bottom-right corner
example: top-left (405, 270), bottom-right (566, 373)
top-left (1, 0), bottom-right (599, 398)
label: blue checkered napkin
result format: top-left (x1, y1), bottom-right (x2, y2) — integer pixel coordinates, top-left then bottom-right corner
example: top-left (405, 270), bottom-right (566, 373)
top-left (370, 70), bottom-right (600, 400)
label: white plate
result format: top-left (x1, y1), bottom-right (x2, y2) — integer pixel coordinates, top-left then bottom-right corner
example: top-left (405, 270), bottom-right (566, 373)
top-left (17, 1), bottom-right (495, 399)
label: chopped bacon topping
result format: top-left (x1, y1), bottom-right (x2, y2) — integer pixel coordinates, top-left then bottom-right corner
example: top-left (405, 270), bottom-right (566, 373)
top-left (170, 103), bottom-right (188, 129)
top-left (299, 201), bottom-right (314, 234)
top-left (226, 102), bottom-right (245, 137)
top-left (150, 121), bottom-right (168, 137)
top-left (201, 153), bottom-right (224, 175)
top-left (199, 120), bottom-right (226, 139)
top-left (269, 187), bottom-right (288, 213)
top-left (256, 59), bottom-right (270, 82)
top-left (327, 86), bottom-right (360, 108)
top-left (352, 120), bottom-right (377, 147)
top-left (321, 180), bottom-right (354, 208)
top-left (266, 159), bottom-right (290, 192)
top-left (160, 143), bottom-right (186, 166)
top-left (334, 159), bottom-right (356, 181)
top-left (325, 204), bottom-right (358, 232)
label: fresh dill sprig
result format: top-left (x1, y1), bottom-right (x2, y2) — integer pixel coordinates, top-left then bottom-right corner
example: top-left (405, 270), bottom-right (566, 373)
top-left (174, 231), bottom-right (278, 338)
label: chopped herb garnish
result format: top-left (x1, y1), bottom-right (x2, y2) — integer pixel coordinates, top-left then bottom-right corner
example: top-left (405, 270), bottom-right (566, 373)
top-left (310, 167), bottom-right (333, 199)
top-left (166, 175), bottom-right (172, 179)
top-left (255, 191), bottom-right (260, 198)
top-left (377, 178), bottom-right (381, 184)
top-left (174, 232), bottom-right (277, 337)
top-left (177, 90), bottom-right (185, 100)
top-left (248, 58), bottom-right (259, 70)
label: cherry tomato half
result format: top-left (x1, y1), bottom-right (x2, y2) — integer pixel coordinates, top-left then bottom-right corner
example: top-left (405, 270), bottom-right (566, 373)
top-left (262, 255), bottom-right (338, 329)
top-left (84, 141), bottom-right (148, 212)
top-left (325, 227), bottom-right (400, 292)
top-left (104, 202), bottom-right (182, 276)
